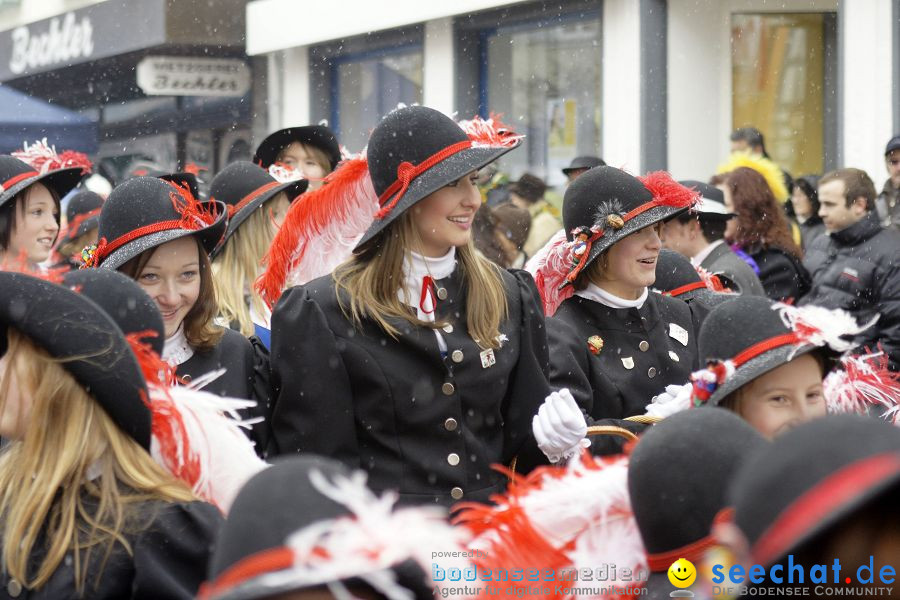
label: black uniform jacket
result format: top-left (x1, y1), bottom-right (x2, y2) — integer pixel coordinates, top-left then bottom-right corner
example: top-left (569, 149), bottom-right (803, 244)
top-left (268, 268), bottom-right (550, 507)
top-left (547, 292), bottom-right (698, 453)
top-left (0, 498), bottom-right (221, 600)
top-left (177, 327), bottom-right (271, 454)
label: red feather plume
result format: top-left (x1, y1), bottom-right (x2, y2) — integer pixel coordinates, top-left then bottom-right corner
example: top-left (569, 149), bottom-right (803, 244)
top-left (637, 171), bottom-right (699, 209)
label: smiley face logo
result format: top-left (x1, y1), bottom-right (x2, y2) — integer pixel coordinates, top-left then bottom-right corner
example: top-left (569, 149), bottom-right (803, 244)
top-left (667, 558), bottom-right (696, 588)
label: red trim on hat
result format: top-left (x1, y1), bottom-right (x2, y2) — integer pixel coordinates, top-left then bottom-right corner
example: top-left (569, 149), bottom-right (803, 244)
top-left (731, 332), bottom-right (802, 368)
top-left (198, 546), bottom-right (296, 599)
top-left (751, 452), bottom-right (900, 566)
top-left (375, 140), bottom-right (473, 219)
top-left (89, 220), bottom-right (183, 265)
top-left (663, 281), bottom-right (708, 298)
top-left (223, 180), bottom-right (284, 219)
top-left (3, 171), bottom-right (40, 191)
top-left (646, 508), bottom-right (735, 571)
top-left (59, 207), bottom-right (101, 242)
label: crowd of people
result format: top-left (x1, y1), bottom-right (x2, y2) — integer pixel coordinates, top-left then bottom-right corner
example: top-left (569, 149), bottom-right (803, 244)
top-left (0, 108), bottom-right (898, 599)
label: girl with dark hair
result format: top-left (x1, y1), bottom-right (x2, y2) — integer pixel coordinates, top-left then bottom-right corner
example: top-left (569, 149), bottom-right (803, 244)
top-left (719, 167), bottom-right (811, 302)
top-left (790, 174), bottom-right (825, 249)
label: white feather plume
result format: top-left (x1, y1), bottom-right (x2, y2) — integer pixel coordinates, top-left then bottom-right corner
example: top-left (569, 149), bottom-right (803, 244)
top-left (773, 302), bottom-right (874, 353)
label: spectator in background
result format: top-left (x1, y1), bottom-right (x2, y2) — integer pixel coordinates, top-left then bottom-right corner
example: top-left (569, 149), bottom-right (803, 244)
top-left (789, 175), bottom-right (826, 250)
top-left (561, 155), bottom-right (605, 184)
top-left (509, 173), bottom-right (561, 257)
top-left (719, 167), bottom-right (810, 303)
top-left (876, 134), bottom-right (900, 229)
top-left (730, 126), bottom-right (768, 157)
top-left (492, 203), bottom-right (531, 268)
top-left (660, 180), bottom-right (766, 296)
top-left (478, 162), bottom-right (511, 207)
top-left (802, 168), bottom-right (900, 370)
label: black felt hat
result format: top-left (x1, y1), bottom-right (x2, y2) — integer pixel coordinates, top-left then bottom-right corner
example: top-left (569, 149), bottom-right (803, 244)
top-left (0, 155), bottom-right (83, 208)
top-left (355, 106), bottom-right (521, 248)
top-left (509, 173), bottom-right (547, 202)
top-left (201, 455), bottom-right (437, 600)
top-left (87, 177), bottom-right (227, 270)
top-left (63, 269), bottom-right (165, 356)
top-left (57, 190), bottom-right (104, 246)
top-left (561, 155), bottom-right (606, 175)
top-left (729, 414), bottom-right (900, 566)
top-left (0, 271), bottom-right (151, 449)
top-left (559, 166), bottom-right (697, 288)
top-left (678, 180), bottom-right (733, 219)
top-left (629, 409), bottom-right (766, 598)
top-left (208, 161), bottom-right (308, 258)
top-left (654, 249), bottom-right (735, 307)
top-left (691, 296), bottom-right (861, 407)
top-left (254, 125), bottom-right (342, 171)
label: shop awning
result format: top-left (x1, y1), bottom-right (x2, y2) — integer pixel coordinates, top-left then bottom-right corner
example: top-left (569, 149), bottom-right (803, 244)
top-left (0, 85), bottom-right (97, 153)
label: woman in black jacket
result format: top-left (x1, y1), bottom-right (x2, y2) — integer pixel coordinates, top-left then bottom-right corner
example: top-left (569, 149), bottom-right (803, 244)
top-left (0, 271), bottom-right (220, 599)
top-left (529, 166), bottom-right (700, 458)
top-left (265, 106), bottom-right (550, 507)
top-left (85, 176), bottom-right (270, 452)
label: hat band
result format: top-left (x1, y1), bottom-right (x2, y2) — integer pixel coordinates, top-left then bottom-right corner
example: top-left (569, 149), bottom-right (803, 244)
top-left (663, 281), bottom-right (708, 298)
top-left (646, 508), bottom-right (735, 571)
top-left (224, 180), bottom-right (284, 219)
top-left (2, 170), bottom-right (39, 191)
top-left (750, 452), bottom-right (900, 566)
top-left (60, 207), bottom-right (101, 242)
top-left (731, 332), bottom-right (801, 368)
top-left (198, 546), bottom-right (295, 599)
top-left (83, 220), bottom-right (186, 267)
top-left (375, 140), bottom-right (474, 220)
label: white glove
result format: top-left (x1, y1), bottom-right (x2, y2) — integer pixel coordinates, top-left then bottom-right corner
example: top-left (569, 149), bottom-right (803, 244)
top-left (533, 388), bottom-right (589, 463)
top-left (645, 382), bottom-right (693, 419)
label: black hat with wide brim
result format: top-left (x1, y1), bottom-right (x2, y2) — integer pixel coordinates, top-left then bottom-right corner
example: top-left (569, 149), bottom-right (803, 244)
top-left (202, 455), bottom-right (434, 600)
top-left (254, 125), bottom-right (342, 171)
top-left (93, 177), bottom-right (227, 270)
top-left (560, 166), bottom-right (697, 287)
top-left (654, 248), bottom-right (736, 306)
top-left (696, 296), bottom-right (836, 406)
top-left (355, 106), bottom-right (520, 249)
top-left (0, 155), bottom-right (83, 208)
top-left (729, 414), bottom-right (900, 566)
top-left (561, 155), bottom-right (605, 175)
top-left (208, 161), bottom-right (308, 258)
top-left (0, 271), bottom-right (151, 449)
top-left (57, 190), bottom-right (104, 246)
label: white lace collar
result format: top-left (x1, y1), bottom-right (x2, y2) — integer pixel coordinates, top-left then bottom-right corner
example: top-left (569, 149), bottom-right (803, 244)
top-left (162, 324), bottom-right (194, 366)
top-left (399, 248), bottom-right (457, 322)
top-left (575, 283), bottom-right (648, 309)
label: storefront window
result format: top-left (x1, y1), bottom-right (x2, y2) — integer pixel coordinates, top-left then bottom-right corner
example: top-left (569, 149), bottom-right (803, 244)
top-left (732, 13), bottom-right (832, 176)
top-left (482, 15), bottom-right (602, 186)
top-left (333, 47), bottom-right (423, 152)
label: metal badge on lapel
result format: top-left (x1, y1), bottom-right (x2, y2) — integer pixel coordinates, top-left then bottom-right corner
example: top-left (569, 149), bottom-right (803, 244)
top-left (621, 356), bottom-right (635, 370)
top-left (668, 350), bottom-right (680, 362)
top-left (669, 323), bottom-right (689, 347)
top-left (480, 348), bottom-right (496, 369)
top-left (587, 335), bottom-right (604, 355)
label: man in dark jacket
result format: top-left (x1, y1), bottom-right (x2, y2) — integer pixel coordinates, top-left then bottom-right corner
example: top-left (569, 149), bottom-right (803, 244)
top-left (876, 134), bottom-right (900, 229)
top-left (801, 168), bottom-right (900, 369)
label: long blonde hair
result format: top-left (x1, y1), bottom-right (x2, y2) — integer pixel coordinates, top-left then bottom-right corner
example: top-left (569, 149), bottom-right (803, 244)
top-left (0, 330), bottom-right (196, 594)
top-left (333, 211), bottom-right (509, 349)
top-left (212, 195), bottom-right (282, 336)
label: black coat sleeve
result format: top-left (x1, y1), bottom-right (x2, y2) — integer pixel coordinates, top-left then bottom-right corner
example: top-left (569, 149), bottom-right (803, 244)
top-left (131, 501), bottom-right (222, 600)
top-left (755, 248), bottom-right (811, 303)
top-left (267, 286), bottom-right (361, 467)
top-left (246, 335), bottom-right (272, 455)
top-left (502, 270), bottom-right (552, 473)
top-left (869, 261), bottom-right (900, 369)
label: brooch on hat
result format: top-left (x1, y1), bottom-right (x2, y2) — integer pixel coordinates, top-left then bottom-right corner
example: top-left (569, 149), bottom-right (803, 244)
top-left (80, 239), bottom-right (106, 269)
top-left (587, 335), bottom-right (604, 355)
top-left (690, 359), bottom-right (735, 406)
top-left (593, 199), bottom-right (626, 231)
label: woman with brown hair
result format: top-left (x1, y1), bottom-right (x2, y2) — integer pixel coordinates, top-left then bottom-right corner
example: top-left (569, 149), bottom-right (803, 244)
top-left (718, 167), bottom-right (811, 303)
top-left (84, 177), bottom-right (270, 451)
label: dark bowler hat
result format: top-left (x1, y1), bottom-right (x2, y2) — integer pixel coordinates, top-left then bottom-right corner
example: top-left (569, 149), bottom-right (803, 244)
top-left (0, 271), bottom-right (151, 449)
top-left (208, 161), bottom-right (308, 258)
top-left (509, 173), bottom-right (548, 202)
top-left (201, 455), bottom-right (436, 600)
top-left (355, 106), bottom-right (522, 248)
top-left (561, 155), bottom-right (606, 175)
top-left (63, 269), bottom-right (165, 356)
top-left (728, 415), bottom-right (900, 566)
top-left (87, 177), bottom-right (227, 270)
top-left (57, 190), bottom-right (104, 246)
top-left (0, 155), bottom-right (83, 208)
top-left (253, 125), bottom-right (342, 171)
top-left (655, 249), bottom-right (735, 307)
top-left (560, 166), bottom-right (698, 287)
top-left (691, 296), bottom-right (863, 407)
top-left (629, 409), bottom-right (766, 599)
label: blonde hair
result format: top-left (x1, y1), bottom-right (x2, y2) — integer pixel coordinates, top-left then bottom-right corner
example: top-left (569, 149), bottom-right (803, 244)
top-left (333, 211), bottom-right (509, 349)
top-left (0, 330), bottom-right (196, 594)
top-left (212, 195), bottom-right (282, 336)
top-left (276, 142), bottom-right (333, 176)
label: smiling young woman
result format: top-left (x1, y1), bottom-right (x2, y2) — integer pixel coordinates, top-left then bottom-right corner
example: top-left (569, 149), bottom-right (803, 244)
top-left (266, 106), bottom-right (551, 508)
